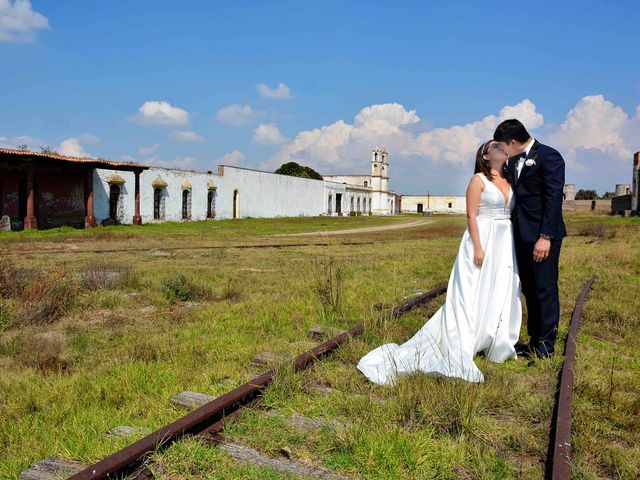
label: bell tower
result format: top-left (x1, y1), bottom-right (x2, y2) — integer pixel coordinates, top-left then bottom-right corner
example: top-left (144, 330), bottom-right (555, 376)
top-left (370, 147), bottom-right (390, 214)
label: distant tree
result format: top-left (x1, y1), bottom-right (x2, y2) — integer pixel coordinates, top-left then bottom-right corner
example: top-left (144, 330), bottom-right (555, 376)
top-left (575, 189), bottom-right (598, 200)
top-left (17, 144), bottom-right (29, 151)
top-left (275, 162), bottom-right (323, 180)
top-left (600, 191), bottom-right (614, 199)
top-left (40, 146), bottom-right (52, 154)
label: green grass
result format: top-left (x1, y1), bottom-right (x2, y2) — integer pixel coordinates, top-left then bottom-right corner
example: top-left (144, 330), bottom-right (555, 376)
top-left (0, 212), bottom-right (638, 479)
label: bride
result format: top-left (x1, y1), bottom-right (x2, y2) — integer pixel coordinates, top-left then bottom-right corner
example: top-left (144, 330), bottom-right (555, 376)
top-left (357, 140), bottom-right (522, 383)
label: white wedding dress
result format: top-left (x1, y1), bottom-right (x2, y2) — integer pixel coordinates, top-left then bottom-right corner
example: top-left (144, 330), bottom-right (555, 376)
top-left (358, 173), bottom-right (522, 383)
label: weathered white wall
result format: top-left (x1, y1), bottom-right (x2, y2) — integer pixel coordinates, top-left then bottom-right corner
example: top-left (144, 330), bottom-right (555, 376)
top-left (401, 195), bottom-right (466, 214)
top-left (93, 163), bottom-right (392, 225)
top-left (214, 165), bottom-right (326, 219)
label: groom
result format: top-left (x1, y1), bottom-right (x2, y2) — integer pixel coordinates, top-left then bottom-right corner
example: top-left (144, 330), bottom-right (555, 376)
top-left (493, 119), bottom-right (567, 359)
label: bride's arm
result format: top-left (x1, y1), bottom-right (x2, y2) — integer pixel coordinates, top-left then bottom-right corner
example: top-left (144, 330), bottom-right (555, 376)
top-left (466, 176), bottom-right (484, 267)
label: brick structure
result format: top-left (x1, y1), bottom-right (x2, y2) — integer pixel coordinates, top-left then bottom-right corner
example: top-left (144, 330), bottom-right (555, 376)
top-left (0, 149), bottom-right (147, 231)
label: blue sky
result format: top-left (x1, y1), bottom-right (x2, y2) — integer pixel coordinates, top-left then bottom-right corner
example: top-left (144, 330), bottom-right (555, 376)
top-left (1, 0), bottom-right (639, 194)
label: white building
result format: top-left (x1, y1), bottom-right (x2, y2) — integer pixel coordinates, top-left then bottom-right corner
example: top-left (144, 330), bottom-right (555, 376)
top-left (400, 194), bottom-right (466, 215)
top-left (92, 147), bottom-right (398, 225)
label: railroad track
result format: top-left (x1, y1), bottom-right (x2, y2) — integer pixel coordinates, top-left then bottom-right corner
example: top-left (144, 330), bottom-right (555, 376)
top-left (548, 275), bottom-right (596, 480)
top-left (60, 285), bottom-right (448, 480)
top-left (1, 240), bottom-right (377, 256)
top-left (20, 277), bottom-right (596, 479)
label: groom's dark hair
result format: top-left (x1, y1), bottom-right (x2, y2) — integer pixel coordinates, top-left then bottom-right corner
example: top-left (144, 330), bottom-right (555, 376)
top-left (493, 119), bottom-right (531, 143)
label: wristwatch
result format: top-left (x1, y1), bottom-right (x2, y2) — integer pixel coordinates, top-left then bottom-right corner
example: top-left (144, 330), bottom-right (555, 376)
top-left (540, 234), bottom-right (553, 240)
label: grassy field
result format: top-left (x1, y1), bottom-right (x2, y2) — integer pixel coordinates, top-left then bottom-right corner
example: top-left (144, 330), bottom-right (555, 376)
top-left (0, 213), bottom-right (638, 479)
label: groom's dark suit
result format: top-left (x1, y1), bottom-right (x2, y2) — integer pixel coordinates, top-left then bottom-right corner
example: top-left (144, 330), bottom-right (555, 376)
top-left (509, 140), bottom-right (567, 356)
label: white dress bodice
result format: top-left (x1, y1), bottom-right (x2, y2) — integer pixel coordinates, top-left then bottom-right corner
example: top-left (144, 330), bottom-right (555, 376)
top-left (476, 173), bottom-right (513, 219)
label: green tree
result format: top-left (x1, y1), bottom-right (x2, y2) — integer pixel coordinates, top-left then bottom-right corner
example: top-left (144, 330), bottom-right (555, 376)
top-left (600, 191), bottom-right (614, 199)
top-left (274, 162), bottom-right (323, 180)
top-left (575, 189), bottom-right (598, 200)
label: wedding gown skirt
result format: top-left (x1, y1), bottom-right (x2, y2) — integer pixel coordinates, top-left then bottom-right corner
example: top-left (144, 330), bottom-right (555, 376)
top-left (358, 174), bottom-right (522, 383)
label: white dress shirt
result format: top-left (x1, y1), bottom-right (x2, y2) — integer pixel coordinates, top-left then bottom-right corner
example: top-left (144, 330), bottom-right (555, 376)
top-left (516, 137), bottom-right (535, 179)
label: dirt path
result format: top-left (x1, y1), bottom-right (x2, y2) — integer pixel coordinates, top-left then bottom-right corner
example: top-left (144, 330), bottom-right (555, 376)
top-left (271, 219), bottom-right (433, 236)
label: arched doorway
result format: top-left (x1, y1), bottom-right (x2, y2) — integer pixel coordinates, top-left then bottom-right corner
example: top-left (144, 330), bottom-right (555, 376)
top-left (207, 189), bottom-right (216, 219)
top-left (109, 185), bottom-right (120, 221)
top-left (182, 189), bottom-right (191, 220)
top-left (233, 189), bottom-right (239, 219)
top-left (154, 188), bottom-right (163, 220)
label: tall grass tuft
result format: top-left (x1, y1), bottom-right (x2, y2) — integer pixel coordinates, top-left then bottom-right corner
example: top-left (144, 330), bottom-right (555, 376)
top-left (311, 255), bottom-right (344, 317)
top-left (218, 277), bottom-right (241, 302)
top-left (391, 373), bottom-right (486, 438)
top-left (0, 256), bottom-right (21, 298)
top-left (15, 267), bottom-right (78, 326)
top-left (12, 332), bottom-right (70, 372)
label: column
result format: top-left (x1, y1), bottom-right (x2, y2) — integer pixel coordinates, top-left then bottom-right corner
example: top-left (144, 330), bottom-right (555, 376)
top-left (24, 165), bottom-right (37, 230)
top-left (84, 169), bottom-right (96, 228)
top-left (133, 170), bottom-right (142, 225)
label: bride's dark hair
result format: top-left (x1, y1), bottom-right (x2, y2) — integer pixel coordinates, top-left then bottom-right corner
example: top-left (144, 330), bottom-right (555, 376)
top-left (474, 140), bottom-right (509, 182)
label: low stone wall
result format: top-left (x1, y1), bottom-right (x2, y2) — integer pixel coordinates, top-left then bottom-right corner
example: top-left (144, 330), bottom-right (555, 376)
top-left (562, 199), bottom-right (611, 213)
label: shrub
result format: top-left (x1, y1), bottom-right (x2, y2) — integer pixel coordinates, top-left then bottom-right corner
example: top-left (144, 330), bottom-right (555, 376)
top-left (162, 274), bottom-right (208, 304)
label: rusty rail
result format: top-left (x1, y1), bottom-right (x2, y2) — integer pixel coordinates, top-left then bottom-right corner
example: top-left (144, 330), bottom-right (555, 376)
top-left (549, 275), bottom-right (596, 480)
top-left (67, 284), bottom-right (447, 479)
top-left (2, 241), bottom-right (376, 256)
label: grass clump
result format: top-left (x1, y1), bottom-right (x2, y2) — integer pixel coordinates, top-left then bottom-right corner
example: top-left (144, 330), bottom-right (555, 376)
top-left (77, 262), bottom-right (136, 291)
top-left (579, 223), bottom-right (616, 239)
top-left (162, 273), bottom-right (209, 304)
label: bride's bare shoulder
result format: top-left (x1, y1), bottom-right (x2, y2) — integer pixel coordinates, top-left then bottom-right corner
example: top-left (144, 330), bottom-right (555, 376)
top-left (468, 173), bottom-right (485, 188)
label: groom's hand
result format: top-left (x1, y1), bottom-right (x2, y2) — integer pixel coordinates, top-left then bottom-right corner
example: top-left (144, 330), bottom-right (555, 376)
top-left (533, 237), bottom-right (551, 262)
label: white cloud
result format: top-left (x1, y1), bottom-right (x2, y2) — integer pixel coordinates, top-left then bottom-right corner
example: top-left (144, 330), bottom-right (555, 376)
top-left (78, 133), bottom-right (100, 143)
top-left (138, 143), bottom-right (159, 156)
top-left (58, 137), bottom-right (92, 157)
top-left (252, 123), bottom-right (286, 145)
top-left (411, 99), bottom-right (543, 166)
top-left (264, 100), bottom-right (543, 173)
top-left (169, 130), bottom-right (203, 142)
top-left (0, 0), bottom-right (49, 43)
top-left (150, 156), bottom-right (199, 170)
top-left (257, 82), bottom-right (295, 100)
top-left (129, 101), bottom-right (190, 126)
top-left (549, 94), bottom-right (633, 162)
top-left (0, 134), bottom-right (43, 149)
top-left (215, 104), bottom-right (264, 126)
top-left (217, 150), bottom-right (245, 166)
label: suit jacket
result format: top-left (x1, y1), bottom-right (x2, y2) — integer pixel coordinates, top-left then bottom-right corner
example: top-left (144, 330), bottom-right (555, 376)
top-left (509, 140), bottom-right (567, 243)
